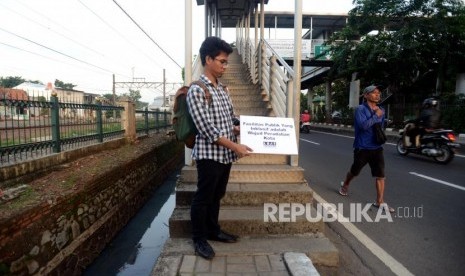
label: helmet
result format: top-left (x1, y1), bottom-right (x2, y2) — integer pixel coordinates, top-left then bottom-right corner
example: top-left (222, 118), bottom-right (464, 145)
top-left (422, 98), bottom-right (438, 108)
top-left (304, 110), bottom-right (309, 113)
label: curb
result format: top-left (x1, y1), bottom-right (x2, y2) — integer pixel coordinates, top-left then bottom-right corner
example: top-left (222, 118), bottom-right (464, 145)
top-left (310, 123), bottom-right (465, 146)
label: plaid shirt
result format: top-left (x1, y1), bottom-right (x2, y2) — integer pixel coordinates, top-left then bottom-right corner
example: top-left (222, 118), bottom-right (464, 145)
top-left (186, 75), bottom-right (238, 164)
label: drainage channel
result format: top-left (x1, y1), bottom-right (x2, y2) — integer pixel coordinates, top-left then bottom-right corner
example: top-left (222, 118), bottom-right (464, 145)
top-left (83, 167), bottom-right (181, 276)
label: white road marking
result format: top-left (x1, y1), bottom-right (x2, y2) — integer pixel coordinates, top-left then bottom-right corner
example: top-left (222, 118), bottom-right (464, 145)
top-left (312, 192), bottom-right (414, 276)
top-left (310, 130), bottom-right (354, 139)
top-left (299, 138), bottom-right (320, 145)
top-left (312, 130), bottom-right (464, 156)
top-left (409, 172), bottom-right (465, 191)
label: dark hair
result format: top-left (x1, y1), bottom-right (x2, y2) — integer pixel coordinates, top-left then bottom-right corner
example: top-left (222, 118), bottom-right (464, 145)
top-left (199, 36), bottom-right (233, 66)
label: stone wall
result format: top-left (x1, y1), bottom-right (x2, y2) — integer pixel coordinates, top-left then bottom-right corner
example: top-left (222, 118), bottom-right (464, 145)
top-left (0, 138), bottom-right (184, 275)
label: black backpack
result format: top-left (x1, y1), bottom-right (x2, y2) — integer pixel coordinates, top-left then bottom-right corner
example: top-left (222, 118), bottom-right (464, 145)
top-left (172, 81), bottom-right (211, 148)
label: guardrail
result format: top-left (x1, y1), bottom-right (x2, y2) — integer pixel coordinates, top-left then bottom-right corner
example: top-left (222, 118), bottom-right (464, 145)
top-left (238, 37), bottom-right (295, 118)
top-left (0, 95), bottom-right (171, 167)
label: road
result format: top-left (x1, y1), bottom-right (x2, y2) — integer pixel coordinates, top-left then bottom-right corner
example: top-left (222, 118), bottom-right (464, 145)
top-left (298, 130), bottom-right (465, 276)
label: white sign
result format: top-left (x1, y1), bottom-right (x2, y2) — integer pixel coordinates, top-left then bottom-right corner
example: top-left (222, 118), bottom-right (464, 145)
top-left (266, 39), bottom-right (312, 59)
top-left (240, 115), bottom-right (298, 155)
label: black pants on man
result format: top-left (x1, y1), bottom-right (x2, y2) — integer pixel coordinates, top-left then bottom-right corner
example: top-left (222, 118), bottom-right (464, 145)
top-left (191, 159), bottom-right (232, 241)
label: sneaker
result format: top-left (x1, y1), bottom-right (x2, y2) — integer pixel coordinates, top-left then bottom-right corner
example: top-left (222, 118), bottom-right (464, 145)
top-left (193, 239), bottom-right (215, 259)
top-left (338, 181), bottom-right (348, 196)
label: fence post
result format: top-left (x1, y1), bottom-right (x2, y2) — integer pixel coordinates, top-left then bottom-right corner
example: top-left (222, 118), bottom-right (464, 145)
top-left (156, 111), bottom-right (160, 133)
top-left (96, 100), bottom-right (103, 143)
top-left (118, 98), bottom-right (136, 142)
top-left (144, 107), bottom-right (149, 135)
top-left (163, 111), bottom-right (168, 130)
top-left (51, 93), bottom-right (61, 153)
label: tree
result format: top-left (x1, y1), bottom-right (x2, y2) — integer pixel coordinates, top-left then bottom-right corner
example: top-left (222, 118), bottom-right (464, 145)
top-left (54, 79), bottom-right (76, 90)
top-left (328, 0), bottom-right (465, 124)
top-left (0, 76), bottom-right (25, 88)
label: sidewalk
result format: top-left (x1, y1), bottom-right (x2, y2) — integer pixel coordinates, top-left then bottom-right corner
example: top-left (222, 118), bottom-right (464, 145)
top-left (152, 236), bottom-right (329, 276)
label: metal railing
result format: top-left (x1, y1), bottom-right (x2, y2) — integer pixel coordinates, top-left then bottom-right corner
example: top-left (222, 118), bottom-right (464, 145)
top-left (0, 95), bottom-right (172, 167)
top-left (238, 37), bottom-right (295, 118)
top-left (135, 108), bottom-right (172, 135)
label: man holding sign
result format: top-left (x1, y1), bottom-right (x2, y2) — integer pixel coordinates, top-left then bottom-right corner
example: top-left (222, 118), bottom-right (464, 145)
top-left (186, 37), bottom-right (253, 260)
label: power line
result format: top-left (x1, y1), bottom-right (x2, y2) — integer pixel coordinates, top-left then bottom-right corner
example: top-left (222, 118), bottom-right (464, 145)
top-left (0, 42), bottom-right (129, 79)
top-left (0, 27), bottom-right (128, 77)
top-left (0, 2), bottom-right (105, 58)
top-left (76, 0), bottom-right (166, 72)
top-left (111, 0), bottom-right (183, 69)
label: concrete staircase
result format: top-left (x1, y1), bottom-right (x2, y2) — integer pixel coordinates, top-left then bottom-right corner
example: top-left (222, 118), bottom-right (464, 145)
top-left (161, 49), bottom-right (339, 274)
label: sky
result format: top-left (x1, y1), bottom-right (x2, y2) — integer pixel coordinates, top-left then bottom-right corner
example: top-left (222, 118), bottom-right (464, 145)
top-left (0, 0), bottom-right (354, 103)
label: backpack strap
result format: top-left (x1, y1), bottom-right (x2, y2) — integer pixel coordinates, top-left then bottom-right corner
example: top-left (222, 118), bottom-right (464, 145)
top-left (191, 80), bottom-right (212, 106)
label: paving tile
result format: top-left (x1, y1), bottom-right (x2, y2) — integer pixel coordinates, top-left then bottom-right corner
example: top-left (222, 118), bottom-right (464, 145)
top-left (254, 255), bottom-right (271, 272)
top-left (227, 255), bottom-right (254, 264)
top-left (179, 255), bottom-right (196, 273)
top-left (227, 263), bottom-right (256, 273)
top-left (211, 256), bottom-right (226, 273)
top-left (195, 257), bottom-right (211, 272)
top-left (259, 271), bottom-right (289, 276)
top-left (268, 254), bottom-right (287, 271)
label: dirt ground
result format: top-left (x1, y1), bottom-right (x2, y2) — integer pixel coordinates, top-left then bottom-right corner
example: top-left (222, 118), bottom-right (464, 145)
top-left (0, 134), bottom-right (171, 220)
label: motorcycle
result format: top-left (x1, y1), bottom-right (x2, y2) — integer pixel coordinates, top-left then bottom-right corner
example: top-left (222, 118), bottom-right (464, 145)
top-left (300, 121), bottom-right (310, 134)
top-left (396, 123), bottom-right (460, 164)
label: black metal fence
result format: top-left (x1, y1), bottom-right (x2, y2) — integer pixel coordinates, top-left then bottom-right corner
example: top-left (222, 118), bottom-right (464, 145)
top-left (135, 108), bottom-right (172, 135)
top-left (0, 95), bottom-right (172, 167)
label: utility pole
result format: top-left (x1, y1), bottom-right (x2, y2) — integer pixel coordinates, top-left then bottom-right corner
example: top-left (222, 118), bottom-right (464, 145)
top-left (112, 74), bottom-right (116, 104)
top-left (163, 69), bottom-right (166, 108)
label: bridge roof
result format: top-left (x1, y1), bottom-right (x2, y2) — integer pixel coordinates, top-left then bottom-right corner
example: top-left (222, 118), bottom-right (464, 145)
top-left (196, 1), bottom-right (348, 37)
top-left (255, 12), bottom-right (349, 39)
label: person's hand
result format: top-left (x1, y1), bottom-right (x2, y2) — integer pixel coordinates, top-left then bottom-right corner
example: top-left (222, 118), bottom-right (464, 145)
top-left (233, 125), bottom-right (240, 136)
top-left (374, 107), bottom-right (383, 117)
top-left (234, 144), bottom-right (253, 158)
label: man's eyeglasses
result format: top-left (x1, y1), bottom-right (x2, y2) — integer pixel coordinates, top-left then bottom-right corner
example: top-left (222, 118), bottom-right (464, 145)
top-left (214, 58), bottom-right (229, 68)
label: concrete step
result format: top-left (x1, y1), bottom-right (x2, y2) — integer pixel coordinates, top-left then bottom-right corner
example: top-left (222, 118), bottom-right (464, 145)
top-left (175, 183), bottom-right (313, 207)
top-left (231, 91), bottom-right (265, 99)
top-left (156, 235), bottom-right (339, 270)
top-left (231, 101), bottom-right (267, 109)
top-left (222, 83), bottom-right (257, 88)
top-left (235, 153), bottom-right (287, 165)
top-left (169, 206), bottom-right (325, 238)
top-left (179, 164), bottom-right (305, 184)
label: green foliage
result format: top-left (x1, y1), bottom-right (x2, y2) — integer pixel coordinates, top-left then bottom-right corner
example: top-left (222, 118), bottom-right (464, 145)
top-left (0, 76), bottom-right (25, 88)
top-left (0, 262), bottom-right (9, 275)
top-left (54, 79), bottom-right (76, 90)
top-left (329, 0), bottom-right (465, 95)
top-left (440, 94), bottom-right (465, 132)
top-left (442, 106), bottom-right (465, 133)
top-left (300, 92), bottom-right (308, 112)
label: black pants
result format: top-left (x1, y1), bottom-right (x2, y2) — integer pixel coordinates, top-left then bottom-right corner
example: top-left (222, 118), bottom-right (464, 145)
top-left (191, 159), bottom-right (232, 241)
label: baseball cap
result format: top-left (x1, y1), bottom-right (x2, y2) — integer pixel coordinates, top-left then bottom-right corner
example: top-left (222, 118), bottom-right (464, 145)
top-left (362, 85), bottom-right (379, 95)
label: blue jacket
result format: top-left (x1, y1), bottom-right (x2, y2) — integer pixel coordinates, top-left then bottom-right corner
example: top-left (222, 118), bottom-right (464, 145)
top-left (353, 102), bottom-right (385, 150)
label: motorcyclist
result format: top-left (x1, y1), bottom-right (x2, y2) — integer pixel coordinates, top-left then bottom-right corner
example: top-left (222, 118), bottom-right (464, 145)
top-left (412, 98), bottom-right (441, 147)
top-left (300, 109), bottom-right (311, 124)
top-left (300, 109), bottom-right (311, 133)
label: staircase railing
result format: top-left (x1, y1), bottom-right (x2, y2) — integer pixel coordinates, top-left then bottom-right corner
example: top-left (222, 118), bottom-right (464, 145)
top-left (192, 55), bottom-right (203, 80)
top-left (238, 37), bottom-right (295, 118)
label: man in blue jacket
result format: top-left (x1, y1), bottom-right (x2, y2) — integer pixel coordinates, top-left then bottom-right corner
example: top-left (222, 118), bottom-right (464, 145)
top-left (338, 85), bottom-right (394, 213)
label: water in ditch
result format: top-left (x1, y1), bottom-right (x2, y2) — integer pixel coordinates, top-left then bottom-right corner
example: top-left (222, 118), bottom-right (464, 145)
top-left (83, 166), bottom-right (181, 276)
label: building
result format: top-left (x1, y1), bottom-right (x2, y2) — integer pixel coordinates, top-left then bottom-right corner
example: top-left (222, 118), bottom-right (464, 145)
top-left (0, 88), bottom-right (29, 120)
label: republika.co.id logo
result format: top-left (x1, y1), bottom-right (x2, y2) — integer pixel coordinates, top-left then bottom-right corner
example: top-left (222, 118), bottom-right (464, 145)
top-left (263, 203), bottom-right (423, 223)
